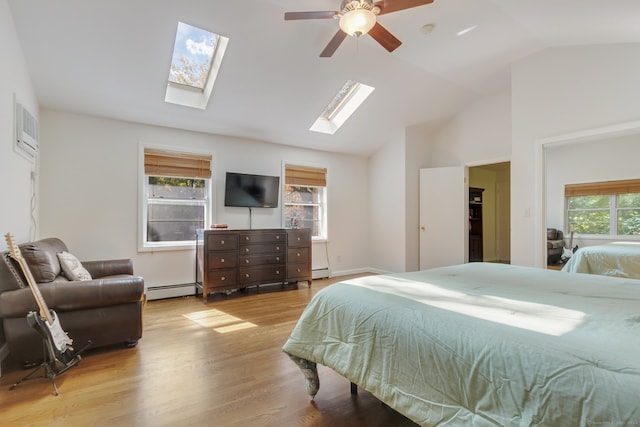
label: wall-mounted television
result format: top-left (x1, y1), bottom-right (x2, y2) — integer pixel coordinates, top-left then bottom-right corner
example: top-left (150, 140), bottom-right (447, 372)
top-left (224, 172), bottom-right (280, 208)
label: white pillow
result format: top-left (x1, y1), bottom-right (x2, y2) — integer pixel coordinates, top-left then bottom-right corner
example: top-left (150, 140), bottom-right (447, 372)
top-left (57, 251), bottom-right (92, 281)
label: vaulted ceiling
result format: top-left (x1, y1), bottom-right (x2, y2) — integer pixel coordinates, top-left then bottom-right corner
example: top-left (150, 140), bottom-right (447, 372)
top-left (8, 0), bottom-right (640, 156)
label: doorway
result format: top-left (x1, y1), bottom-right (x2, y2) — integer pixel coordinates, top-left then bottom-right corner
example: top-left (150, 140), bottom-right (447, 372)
top-left (469, 162), bottom-right (511, 263)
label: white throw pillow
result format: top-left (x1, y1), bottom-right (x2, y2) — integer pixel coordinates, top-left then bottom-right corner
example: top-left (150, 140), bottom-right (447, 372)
top-left (57, 251), bottom-right (92, 281)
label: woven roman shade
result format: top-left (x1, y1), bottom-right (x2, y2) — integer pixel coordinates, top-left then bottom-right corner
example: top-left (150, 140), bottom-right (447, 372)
top-left (144, 148), bottom-right (212, 179)
top-left (285, 165), bottom-right (327, 187)
top-left (565, 179), bottom-right (640, 197)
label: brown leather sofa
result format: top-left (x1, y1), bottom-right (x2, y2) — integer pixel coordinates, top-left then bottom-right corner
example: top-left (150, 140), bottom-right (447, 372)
top-left (0, 237), bottom-right (144, 366)
top-left (547, 228), bottom-right (565, 265)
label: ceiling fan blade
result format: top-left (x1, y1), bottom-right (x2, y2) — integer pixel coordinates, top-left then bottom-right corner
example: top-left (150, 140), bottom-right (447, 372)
top-left (284, 11), bottom-right (339, 20)
top-left (373, 0), bottom-right (434, 15)
top-left (320, 30), bottom-right (348, 57)
top-left (368, 22), bottom-right (402, 53)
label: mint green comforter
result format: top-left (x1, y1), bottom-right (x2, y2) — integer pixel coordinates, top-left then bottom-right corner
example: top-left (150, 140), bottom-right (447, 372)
top-left (282, 263), bottom-right (640, 426)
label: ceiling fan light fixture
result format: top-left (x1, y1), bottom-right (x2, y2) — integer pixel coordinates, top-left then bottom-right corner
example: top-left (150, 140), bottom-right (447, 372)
top-left (339, 9), bottom-right (376, 37)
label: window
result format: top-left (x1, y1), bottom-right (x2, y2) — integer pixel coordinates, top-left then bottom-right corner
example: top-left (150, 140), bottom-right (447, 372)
top-left (142, 148), bottom-right (212, 249)
top-left (164, 22), bottom-right (229, 109)
top-left (565, 179), bottom-right (640, 236)
top-left (284, 165), bottom-right (327, 239)
top-left (169, 22), bottom-right (218, 90)
top-left (310, 80), bottom-right (374, 135)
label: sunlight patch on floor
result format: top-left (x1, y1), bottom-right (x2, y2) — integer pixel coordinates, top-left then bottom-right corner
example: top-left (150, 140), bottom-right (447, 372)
top-left (183, 308), bottom-right (258, 333)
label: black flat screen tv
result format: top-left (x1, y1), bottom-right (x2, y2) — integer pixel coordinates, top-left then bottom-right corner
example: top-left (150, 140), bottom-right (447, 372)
top-left (224, 172), bottom-right (280, 208)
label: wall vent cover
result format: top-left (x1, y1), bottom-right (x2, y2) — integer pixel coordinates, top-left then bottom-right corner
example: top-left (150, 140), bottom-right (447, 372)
top-left (15, 101), bottom-right (39, 158)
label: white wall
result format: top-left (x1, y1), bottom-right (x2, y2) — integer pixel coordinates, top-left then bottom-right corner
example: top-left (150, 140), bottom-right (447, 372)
top-left (545, 133), bottom-right (640, 248)
top-left (429, 89), bottom-right (512, 168)
top-left (369, 132), bottom-right (406, 273)
top-left (39, 110), bottom-right (370, 291)
top-left (511, 44), bottom-right (640, 266)
top-left (0, 0), bottom-right (39, 243)
top-left (405, 125), bottom-right (433, 271)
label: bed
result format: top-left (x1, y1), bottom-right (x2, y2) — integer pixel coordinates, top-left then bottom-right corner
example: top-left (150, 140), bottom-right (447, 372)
top-left (561, 241), bottom-right (640, 279)
top-left (282, 263), bottom-right (640, 426)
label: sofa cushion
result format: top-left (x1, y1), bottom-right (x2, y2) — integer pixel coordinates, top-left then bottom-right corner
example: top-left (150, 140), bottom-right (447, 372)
top-left (57, 251), bottom-right (92, 281)
top-left (18, 238), bottom-right (68, 283)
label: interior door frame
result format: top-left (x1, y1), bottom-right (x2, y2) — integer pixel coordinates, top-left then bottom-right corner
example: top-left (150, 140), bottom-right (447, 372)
top-left (466, 157), bottom-right (511, 264)
top-left (535, 119), bottom-right (640, 268)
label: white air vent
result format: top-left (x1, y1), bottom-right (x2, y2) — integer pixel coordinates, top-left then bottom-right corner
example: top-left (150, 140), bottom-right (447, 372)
top-left (15, 101), bottom-right (39, 158)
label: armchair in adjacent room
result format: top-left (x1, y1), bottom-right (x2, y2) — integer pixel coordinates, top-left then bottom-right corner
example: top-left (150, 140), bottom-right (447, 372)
top-left (547, 228), bottom-right (565, 265)
top-left (0, 237), bottom-right (144, 366)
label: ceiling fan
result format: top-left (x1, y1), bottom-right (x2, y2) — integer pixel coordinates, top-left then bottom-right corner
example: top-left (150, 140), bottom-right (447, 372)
top-left (285, 0), bottom-right (435, 57)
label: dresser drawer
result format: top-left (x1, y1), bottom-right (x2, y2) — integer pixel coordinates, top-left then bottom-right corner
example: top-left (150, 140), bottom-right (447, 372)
top-left (287, 229), bottom-right (311, 247)
top-left (239, 231), bottom-right (286, 244)
top-left (239, 265), bottom-right (285, 284)
top-left (240, 242), bottom-right (285, 255)
top-left (207, 251), bottom-right (238, 269)
top-left (287, 263), bottom-right (310, 280)
top-left (206, 269), bottom-right (237, 287)
top-left (287, 247), bottom-right (309, 263)
top-left (206, 233), bottom-right (238, 250)
top-left (239, 253), bottom-right (284, 266)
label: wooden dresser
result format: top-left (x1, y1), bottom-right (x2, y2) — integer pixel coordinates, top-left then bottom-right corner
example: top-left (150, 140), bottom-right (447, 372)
top-left (195, 228), bottom-right (312, 303)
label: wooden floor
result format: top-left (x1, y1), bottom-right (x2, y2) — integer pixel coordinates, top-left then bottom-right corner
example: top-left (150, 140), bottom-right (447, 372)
top-left (0, 275), bottom-right (418, 427)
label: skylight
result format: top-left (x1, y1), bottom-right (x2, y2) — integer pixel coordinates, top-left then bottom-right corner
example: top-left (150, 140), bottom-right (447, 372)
top-left (169, 22), bottom-right (217, 89)
top-left (310, 80), bottom-right (374, 135)
top-left (165, 22), bottom-right (229, 109)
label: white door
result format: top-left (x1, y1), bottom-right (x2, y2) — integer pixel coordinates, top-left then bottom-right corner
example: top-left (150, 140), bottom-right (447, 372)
top-left (419, 167), bottom-right (468, 270)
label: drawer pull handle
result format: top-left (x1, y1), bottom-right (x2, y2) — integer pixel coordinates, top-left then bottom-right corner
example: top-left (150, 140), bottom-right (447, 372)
top-left (276, 270), bottom-right (280, 274)
top-left (221, 240), bottom-right (225, 245)
top-left (245, 273), bottom-right (250, 278)
top-left (297, 237), bottom-right (301, 241)
top-left (297, 268), bottom-right (301, 272)
top-left (276, 236), bottom-right (280, 240)
top-left (276, 257), bottom-right (280, 261)
top-left (221, 276), bottom-right (226, 281)
top-left (245, 259), bottom-right (250, 264)
top-left (245, 248), bottom-right (250, 252)
top-left (276, 246), bottom-right (280, 250)
top-left (297, 252), bottom-right (301, 257)
top-left (245, 236), bottom-right (250, 241)
top-left (221, 258), bottom-right (225, 262)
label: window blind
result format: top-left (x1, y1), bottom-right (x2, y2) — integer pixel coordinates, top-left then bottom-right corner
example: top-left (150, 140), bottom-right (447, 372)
top-left (144, 148), bottom-right (212, 179)
top-left (565, 179), bottom-right (640, 197)
top-left (285, 165), bottom-right (327, 187)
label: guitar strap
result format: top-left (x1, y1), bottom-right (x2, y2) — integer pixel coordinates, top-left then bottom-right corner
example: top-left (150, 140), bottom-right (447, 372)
top-left (2, 252), bottom-right (27, 289)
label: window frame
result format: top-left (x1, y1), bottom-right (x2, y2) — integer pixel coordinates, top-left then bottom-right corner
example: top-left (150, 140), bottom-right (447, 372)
top-left (282, 163), bottom-right (328, 241)
top-left (139, 144), bottom-right (213, 252)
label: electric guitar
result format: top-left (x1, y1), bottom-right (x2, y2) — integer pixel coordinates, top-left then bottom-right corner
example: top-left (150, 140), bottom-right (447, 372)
top-left (5, 233), bottom-right (75, 364)
top-left (561, 225), bottom-right (579, 263)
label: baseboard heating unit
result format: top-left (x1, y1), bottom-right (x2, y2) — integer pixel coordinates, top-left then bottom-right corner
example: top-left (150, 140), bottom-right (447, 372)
top-left (146, 283), bottom-right (194, 300)
top-left (312, 268), bottom-right (330, 280)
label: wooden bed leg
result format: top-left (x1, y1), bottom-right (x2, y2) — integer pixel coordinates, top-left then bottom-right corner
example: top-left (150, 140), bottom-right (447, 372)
top-left (350, 382), bottom-right (357, 395)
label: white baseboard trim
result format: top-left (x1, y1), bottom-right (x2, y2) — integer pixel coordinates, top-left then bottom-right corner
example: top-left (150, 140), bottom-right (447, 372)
top-left (146, 283), bottom-right (194, 301)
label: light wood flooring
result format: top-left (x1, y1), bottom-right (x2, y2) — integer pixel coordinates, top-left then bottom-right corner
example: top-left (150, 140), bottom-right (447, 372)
top-left (0, 275), bottom-right (418, 427)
